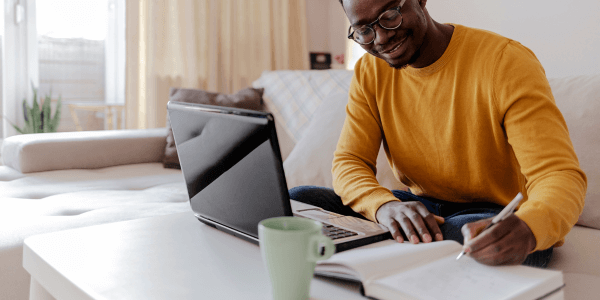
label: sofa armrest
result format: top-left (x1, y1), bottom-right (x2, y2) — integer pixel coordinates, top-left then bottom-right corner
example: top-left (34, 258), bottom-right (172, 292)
top-left (1, 128), bottom-right (168, 173)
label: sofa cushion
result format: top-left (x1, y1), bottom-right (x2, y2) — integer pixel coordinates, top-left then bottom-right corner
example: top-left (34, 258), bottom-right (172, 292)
top-left (0, 162), bottom-right (190, 300)
top-left (164, 87), bottom-right (264, 169)
top-left (546, 225), bottom-right (600, 300)
top-left (0, 165), bottom-right (26, 181)
top-left (0, 163), bottom-right (185, 199)
top-left (1, 128), bottom-right (168, 173)
top-left (284, 92), bottom-right (406, 191)
top-left (561, 273), bottom-right (600, 300)
top-left (547, 225), bottom-right (600, 277)
top-left (548, 74), bottom-right (600, 230)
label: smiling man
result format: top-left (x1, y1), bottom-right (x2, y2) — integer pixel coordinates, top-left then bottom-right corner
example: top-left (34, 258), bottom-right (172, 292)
top-left (289, 0), bottom-right (586, 267)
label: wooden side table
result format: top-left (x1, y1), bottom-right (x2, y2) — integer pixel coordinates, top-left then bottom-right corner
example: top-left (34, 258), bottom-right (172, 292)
top-left (23, 212), bottom-right (365, 300)
top-left (68, 103), bottom-right (125, 131)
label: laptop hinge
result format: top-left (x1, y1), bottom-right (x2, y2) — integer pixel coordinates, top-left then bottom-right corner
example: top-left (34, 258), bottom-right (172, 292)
top-left (195, 214), bottom-right (259, 243)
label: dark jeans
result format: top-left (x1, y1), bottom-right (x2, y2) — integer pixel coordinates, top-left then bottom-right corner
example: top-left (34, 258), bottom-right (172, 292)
top-left (289, 185), bottom-right (553, 268)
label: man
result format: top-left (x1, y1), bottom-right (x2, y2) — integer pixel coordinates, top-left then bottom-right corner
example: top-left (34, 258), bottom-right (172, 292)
top-left (290, 0), bottom-right (586, 267)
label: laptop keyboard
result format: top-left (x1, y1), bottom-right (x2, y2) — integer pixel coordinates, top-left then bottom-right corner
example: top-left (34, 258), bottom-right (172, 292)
top-left (322, 223), bottom-right (358, 240)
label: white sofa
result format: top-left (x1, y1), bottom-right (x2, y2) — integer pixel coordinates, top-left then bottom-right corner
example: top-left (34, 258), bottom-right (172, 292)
top-left (1, 70), bottom-right (598, 300)
top-left (0, 128), bottom-right (192, 300)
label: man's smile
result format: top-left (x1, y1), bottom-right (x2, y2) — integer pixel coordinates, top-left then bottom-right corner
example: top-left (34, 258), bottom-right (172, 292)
top-left (378, 35), bottom-right (409, 58)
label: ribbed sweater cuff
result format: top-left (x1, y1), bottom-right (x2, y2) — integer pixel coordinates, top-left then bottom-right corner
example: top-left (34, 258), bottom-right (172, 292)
top-left (364, 189), bottom-right (402, 223)
top-left (515, 207), bottom-right (563, 252)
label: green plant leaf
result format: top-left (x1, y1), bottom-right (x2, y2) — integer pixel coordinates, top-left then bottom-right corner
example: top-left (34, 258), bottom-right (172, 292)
top-left (50, 95), bottom-right (62, 132)
top-left (13, 83), bottom-right (62, 134)
top-left (22, 100), bottom-right (29, 122)
top-left (42, 94), bottom-right (52, 132)
top-left (24, 100), bottom-right (34, 134)
top-left (11, 123), bottom-right (25, 134)
top-left (8, 110), bottom-right (26, 134)
top-left (31, 87), bottom-right (42, 133)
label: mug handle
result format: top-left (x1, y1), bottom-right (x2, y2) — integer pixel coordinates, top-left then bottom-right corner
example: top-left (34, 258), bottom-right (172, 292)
top-left (306, 234), bottom-right (335, 262)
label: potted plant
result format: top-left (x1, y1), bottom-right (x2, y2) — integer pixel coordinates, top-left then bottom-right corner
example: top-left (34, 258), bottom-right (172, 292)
top-left (12, 83), bottom-right (62, 134)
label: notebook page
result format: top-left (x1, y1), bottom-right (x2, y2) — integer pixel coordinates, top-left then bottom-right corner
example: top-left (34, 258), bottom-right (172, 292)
top-left (317, 240), bottom-right (462, 282)
top-left (372, 255), bottom-right (557, 300)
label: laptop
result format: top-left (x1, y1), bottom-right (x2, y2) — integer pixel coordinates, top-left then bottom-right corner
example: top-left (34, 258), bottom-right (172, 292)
top-left (167, 101), bottom-right (391, 252)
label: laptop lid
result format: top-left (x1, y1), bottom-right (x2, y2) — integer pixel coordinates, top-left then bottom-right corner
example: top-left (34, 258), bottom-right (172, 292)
top-left (167, 101), bottom-right (293, 240)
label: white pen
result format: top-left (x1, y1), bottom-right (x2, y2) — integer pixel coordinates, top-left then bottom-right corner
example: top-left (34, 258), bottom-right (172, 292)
top-left (456, 192), bottom-right (524, 260)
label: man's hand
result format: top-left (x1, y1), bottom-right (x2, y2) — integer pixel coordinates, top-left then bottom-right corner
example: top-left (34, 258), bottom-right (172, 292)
top-left (461, 214), bottom-right (536, 265)
top-left (376, 201), bottom-right (445, 244)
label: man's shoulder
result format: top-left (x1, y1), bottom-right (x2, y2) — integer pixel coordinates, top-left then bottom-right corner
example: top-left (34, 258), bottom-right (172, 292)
top-left (451, 24), bottom-right (541, 74)
top-left (455, 24), bottom-right (513, 51)
top-left (456, 24), bottom-right (540, 66)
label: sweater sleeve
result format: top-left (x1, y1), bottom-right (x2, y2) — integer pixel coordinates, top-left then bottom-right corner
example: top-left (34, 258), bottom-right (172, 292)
top-left (493, 41), bottom-right (587, 251)
top-left (332, 58), bottom-right (399, 222)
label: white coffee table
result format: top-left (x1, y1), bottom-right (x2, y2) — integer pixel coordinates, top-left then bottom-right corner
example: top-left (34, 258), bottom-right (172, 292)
top-left (23, 212), bottom-right (366, 300)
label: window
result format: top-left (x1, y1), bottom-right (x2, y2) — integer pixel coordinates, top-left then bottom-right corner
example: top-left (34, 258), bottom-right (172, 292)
top-left (0, 5), bottom-right (4, 128)
top-left (346, 40), bottom-right (367, 70)
top-left (1, 0), bottom-right (125, 137)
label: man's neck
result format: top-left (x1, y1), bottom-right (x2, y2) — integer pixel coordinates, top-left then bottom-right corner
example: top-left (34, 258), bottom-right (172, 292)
top-left (410, 21), bottom-right (455, 69)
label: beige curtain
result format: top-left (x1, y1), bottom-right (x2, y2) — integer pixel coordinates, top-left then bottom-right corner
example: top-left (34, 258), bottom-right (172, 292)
top-left (125, 0), bottom-right (310, 129)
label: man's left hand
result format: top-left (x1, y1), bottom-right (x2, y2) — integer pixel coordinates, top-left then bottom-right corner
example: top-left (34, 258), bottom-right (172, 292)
top-left (461, 214), bottom-right (536, 265)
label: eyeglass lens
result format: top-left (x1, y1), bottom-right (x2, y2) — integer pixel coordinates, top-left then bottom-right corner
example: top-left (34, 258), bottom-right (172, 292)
top-left (353, 9), bottom-right (402, 44)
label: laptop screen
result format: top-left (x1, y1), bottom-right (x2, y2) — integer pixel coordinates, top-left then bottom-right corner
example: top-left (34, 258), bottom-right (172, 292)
top-left (168, 101), bottom-right (292, 238)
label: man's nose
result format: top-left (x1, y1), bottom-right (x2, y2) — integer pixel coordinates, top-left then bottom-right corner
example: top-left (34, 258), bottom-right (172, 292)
top-left (373, 24), bottom-right (395, 46)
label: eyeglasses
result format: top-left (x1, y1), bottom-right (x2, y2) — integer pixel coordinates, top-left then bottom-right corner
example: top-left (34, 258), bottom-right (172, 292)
top-left (347, 0), bottom-right (406, 45)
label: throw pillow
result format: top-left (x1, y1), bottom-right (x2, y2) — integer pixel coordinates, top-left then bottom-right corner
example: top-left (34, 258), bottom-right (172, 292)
top-left (163, 87), bottom-right (264, 169)
top-left (252, 70), bottom-right (354, 143)
top-left (283, 92), bottom-right (405, 191)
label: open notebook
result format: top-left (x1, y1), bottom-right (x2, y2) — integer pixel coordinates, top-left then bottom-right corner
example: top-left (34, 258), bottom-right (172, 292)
top-left (315, 240), bottom-right (564, 300)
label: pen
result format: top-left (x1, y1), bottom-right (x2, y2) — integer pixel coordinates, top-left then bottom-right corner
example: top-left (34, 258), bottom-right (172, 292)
top-left (456, 192), bottom-right (524, 260)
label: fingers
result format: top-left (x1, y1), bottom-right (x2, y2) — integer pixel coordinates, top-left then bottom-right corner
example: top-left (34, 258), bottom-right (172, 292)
top-left (414, 203), bottom-right (444, 242)
top-left (396, 212), bottom-right (421, 244)
top-left (384, 218), bottom-right (404, 243)
top-left (376, 201), bottom-right (443, 244)
top-left (418, 209), bottom-right (444, 242)
top-left (461, 218), bottom-right (491, 246)
top-left (400, 203), bottom-right (445, 243)
top-left (469, 229), bottom-right (527, 265)
top-left (462, 215), bottom-right (537, 266)
top-left (434, 215), bottom-right (445, 225)
top-left (464, 215), bottom-right (518, 252)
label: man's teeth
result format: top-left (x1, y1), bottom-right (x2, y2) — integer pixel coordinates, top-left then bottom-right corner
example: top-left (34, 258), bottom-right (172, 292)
top-left (387, 43), bottom-right (402, 53)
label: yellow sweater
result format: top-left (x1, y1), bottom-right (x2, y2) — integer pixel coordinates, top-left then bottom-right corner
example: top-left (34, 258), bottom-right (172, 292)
top-left (332, 24), bottom-right (586, 251)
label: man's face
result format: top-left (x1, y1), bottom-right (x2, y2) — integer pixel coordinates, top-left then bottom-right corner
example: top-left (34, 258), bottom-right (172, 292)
top-left (344, 0), bottom-right (428, 69)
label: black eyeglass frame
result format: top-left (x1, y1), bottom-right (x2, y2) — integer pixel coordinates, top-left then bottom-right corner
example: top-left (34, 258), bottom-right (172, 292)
top-left (347, 0), bottom-right (407, 45)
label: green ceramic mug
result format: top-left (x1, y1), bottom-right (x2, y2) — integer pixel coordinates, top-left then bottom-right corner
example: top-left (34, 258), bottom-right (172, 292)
top-left (259, 216), bottom-right (335, 300)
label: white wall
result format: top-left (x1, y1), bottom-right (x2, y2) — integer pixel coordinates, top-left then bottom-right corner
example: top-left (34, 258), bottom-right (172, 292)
top-left (309, 0), bottom-right (600, 78)
top-left (426, 0), bottom-right (600, 78)
top-left (305, 0), bottom-right (347, 68)
top-left (306, 0), bottom-right (329, 52)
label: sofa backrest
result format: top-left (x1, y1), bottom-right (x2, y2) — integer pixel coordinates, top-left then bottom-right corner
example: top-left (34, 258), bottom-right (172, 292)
top-left (255, 70), bottom-right (600, 230)
top-left (1, 128), bottom-right (169, 173)
top-left (548, 74), bottom-right (600, 229)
